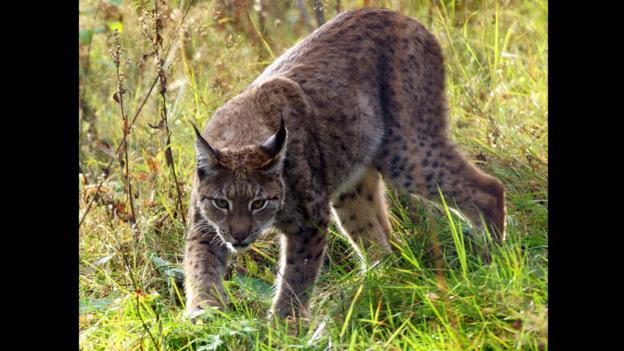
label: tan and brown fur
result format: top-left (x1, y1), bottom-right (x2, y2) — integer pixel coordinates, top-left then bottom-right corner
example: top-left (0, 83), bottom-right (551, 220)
top-left (184, 8), bottom-right (505, 319)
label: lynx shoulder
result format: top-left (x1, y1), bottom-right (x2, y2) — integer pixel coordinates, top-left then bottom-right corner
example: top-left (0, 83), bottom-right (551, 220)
top-left (184, 8), bottom-right (505, 319)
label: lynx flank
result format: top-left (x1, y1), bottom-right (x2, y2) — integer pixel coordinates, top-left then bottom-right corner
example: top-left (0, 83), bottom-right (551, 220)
top-left (184, 8), bottom-right (505, 319)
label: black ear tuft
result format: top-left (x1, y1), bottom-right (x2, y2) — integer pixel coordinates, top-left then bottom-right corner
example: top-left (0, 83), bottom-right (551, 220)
top-left (260, 118), bottom-right (286, 158)
top-left (192, 123), bottom-right (220, 157)
top-left (191, 123), bottom-right (220, 180)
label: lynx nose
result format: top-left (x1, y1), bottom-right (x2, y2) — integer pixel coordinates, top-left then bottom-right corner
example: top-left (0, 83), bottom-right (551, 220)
top-left (231, 232), bottom-right (249, 243)
top-left (230, 224), bottom-right (251, 243)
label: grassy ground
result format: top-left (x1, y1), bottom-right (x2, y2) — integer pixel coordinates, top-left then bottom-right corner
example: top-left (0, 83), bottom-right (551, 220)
top-left (79, 0), bottom-right (547, 349)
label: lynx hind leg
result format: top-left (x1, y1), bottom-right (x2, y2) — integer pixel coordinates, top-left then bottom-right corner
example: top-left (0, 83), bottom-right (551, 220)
top-left (425, 142), bottom-right (505, 242)
top-left (381, 138), bottom-right (505, 243)
top-left (332, 167), bottom-right (393, 258)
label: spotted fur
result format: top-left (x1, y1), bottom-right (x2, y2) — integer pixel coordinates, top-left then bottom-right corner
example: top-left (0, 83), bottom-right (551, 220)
top-left (184, 8), bottom-right (505, 319)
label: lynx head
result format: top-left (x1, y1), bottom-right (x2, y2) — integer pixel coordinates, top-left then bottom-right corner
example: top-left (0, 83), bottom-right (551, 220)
top-left (192, 120), bottom-right (287, 252)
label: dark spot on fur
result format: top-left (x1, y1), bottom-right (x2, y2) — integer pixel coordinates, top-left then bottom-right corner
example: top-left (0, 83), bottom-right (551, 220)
top-left (197, 168), bottom-right (206, 180)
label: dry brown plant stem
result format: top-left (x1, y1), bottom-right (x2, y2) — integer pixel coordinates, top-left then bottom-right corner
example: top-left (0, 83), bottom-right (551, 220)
top-left (111, 30), bottom-right (137, 224)
top-left (152, 0), bottom-right (187, 226)
top-left (311, 0), bottom-right (326, 26)
top-left (78, 76), bottom-right (157, 228)
top-left (79, 3), bottom-right (192, 228)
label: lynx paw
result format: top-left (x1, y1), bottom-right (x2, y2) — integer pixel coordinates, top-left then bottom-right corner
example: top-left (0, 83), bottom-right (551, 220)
top-left (185, 300), bottom-right (222, 323)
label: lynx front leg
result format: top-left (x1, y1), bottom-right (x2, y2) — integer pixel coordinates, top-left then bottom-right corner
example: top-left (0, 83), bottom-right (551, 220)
top-left (183, 222), bottom-right (231, 319)
top-left (272, 221), bottom-right (328, 318)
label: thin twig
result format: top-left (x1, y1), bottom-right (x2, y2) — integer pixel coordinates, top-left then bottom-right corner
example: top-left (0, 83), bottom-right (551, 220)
top-left (152, 0), bottom-right (187, 225)
top-left (111, 30), bottom-right (137, 224)
top-left (310, 0), bottom-right (326, 27)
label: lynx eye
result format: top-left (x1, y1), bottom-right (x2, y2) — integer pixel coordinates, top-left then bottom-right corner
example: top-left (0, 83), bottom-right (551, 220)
top-left (251, 199), bottom-right (267, 210)
top-left (212, 198), bottom-right (229, 210)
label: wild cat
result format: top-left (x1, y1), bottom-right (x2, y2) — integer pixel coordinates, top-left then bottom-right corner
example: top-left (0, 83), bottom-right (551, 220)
top-left (184, 8), bottom-right (505, 319)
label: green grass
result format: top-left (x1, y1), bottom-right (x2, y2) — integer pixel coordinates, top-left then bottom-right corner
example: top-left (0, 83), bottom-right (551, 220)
top-left (79, 0), bottom-right (547, 349)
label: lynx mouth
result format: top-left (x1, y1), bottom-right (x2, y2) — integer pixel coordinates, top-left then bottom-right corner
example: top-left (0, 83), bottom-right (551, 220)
top-left (224, 231), bottom-right (263, 252)
top-left (227, 241), bottom-right (254, 252)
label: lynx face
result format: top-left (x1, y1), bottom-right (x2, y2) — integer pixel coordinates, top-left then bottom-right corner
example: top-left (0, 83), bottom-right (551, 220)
top-left (193, 121), bottom-right (286, 252)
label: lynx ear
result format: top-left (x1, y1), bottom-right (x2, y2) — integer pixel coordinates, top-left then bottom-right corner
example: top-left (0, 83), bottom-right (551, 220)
top-left (260, 117), bottom-right (286, 158)
top-left (258, 118), bottom-right (287, 172)
top-left (192, 123), bottom-right (221, 180)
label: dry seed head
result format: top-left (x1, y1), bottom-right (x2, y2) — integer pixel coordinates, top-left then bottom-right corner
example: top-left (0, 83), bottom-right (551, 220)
top-left (109, 30), bottom-right (123, 66)
top-left (137, 9), bottom-right (155, 43)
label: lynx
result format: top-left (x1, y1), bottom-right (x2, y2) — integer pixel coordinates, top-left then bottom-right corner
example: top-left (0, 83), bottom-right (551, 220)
top-left (184, 8), bottom-right (505, 319)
